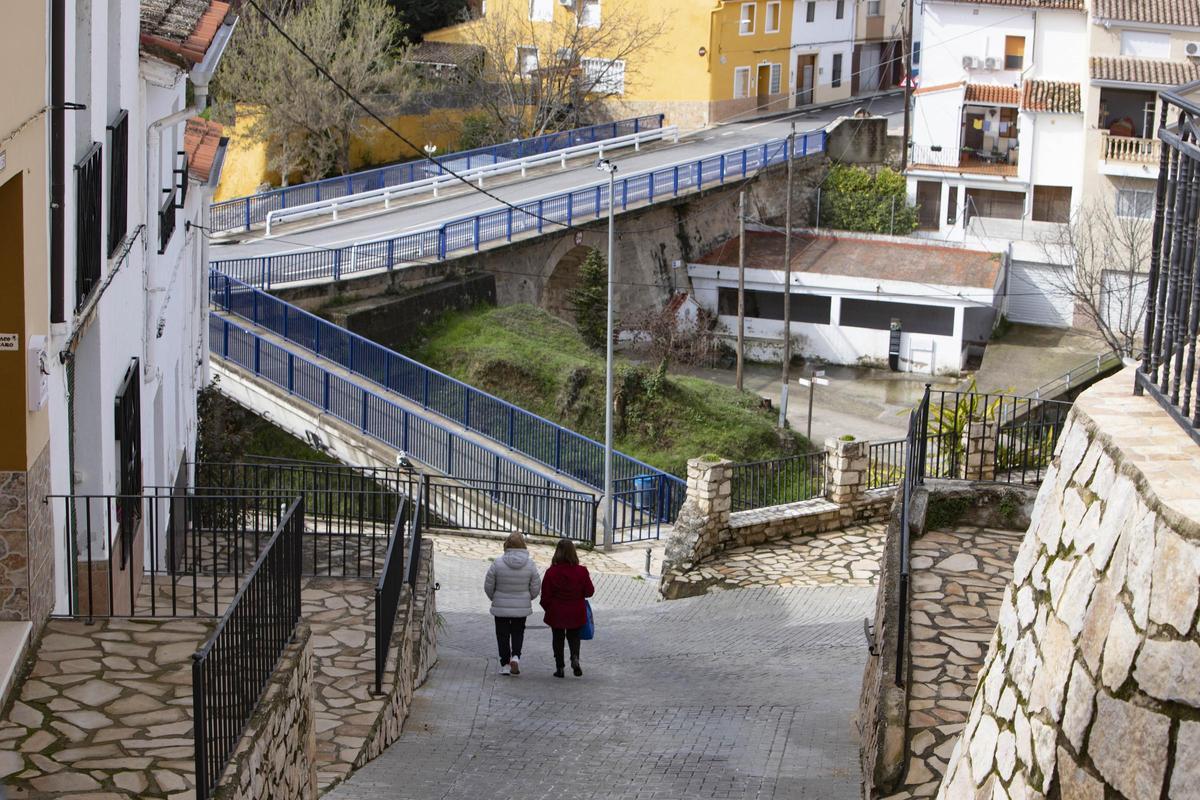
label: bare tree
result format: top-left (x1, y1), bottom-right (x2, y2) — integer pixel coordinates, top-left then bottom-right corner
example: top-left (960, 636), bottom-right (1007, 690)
top-left (621, 299), bottom-right (724, 372)
top-left (447, 1), bottom-right (668, 139)
top-left (1039, 198), bottom-right (1153, 357)
top-left (214, 0), bottom-right (411, 182)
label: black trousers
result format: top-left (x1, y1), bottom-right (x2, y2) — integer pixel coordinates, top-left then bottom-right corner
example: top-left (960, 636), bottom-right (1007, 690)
top-left (494, 617), bottom-right (526, 665)
top-left (551, 627), bottom-right (582, 667)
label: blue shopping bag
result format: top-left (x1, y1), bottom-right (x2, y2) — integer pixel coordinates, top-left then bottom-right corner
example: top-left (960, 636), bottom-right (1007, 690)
top-left (579, 600), bottom-right (595, 640)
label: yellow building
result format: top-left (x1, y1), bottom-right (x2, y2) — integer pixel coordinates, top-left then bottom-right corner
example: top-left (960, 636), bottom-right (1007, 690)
top-left (425, 0), bottom-right (803, 129)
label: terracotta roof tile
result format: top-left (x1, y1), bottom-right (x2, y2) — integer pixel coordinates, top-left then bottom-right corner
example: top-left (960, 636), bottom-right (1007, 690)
top-left (1021, 80), bottom-right (1081, 113)
top-left (965, 83), bottom-right (1020, 106)
top-left (1093, 0), bottom-right (1200, 26)
top-left (1090, 56), bottom-right (1200, 86)
top-left (140, 0), bottom-right (233, 67)
top-left (938, 0), bottom-right (1083, 9)
top-left (184, 117), bottom-right (226, 183)
top-left (694, 232), bottom-right (1002, 290)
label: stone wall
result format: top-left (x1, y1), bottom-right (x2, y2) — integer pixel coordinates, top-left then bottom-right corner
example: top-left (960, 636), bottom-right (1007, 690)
top-left (0, 444), bottom-right (54, 630)
top-left (356, 542), bottom-right (439, 767)
top-left (660, 437), bottom-right (894, 599)
top-left (214, 623), bottom-right (318, 800)
top-left (936, 370), bottom-right (1200, 799)
top-left (328, 274), bottom-right (497, 350)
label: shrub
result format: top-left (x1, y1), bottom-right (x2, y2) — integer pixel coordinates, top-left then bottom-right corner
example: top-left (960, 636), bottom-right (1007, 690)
top-left (820, 164), bottom-right (920, 235)
top-left (569, 249), bottom-right (608, 350)
top-left (458, 112), bottom-right (505, 151)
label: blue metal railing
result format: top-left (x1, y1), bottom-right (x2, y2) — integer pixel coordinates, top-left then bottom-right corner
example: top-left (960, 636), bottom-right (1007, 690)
top-left (209, 271), bottom-right (687, 529)
top-left (209, 314), bottom-right (604, 539)
top-left (210, 115), bottom-right (665, 233)
top-left (209, 128), bottom-right (827, 288)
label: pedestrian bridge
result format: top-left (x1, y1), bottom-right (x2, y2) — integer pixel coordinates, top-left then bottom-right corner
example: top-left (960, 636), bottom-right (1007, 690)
top-left (207, 271), bottom-right (683, 543)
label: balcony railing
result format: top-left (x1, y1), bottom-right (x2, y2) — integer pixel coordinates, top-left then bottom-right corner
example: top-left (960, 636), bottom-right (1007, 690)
top-left (75, 142), bottom-right (103, 309)
top-left (1137, 79), bottom-right (1200, 445)
top-left (106, 111), bottom-right (129, 257)
top-left (909, 144), bottom-right (1018, 177)
top-left (1102, 132), bottom-right (1160, 164)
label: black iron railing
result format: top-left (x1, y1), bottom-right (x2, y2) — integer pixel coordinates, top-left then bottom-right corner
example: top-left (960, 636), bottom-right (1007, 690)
top-left (867, 439), bottom-right (908, 490)
top-left (895, 388), bottom-right (930, 687)
top-left (1137, 78), bottom-right (1200, 446)
top-left (923, 389), bottom-right (1072, 485)
top-left (730, 451), bottom-right (828, 512)
top-left (192, 497), bottom-right (304, 800)
top-left (106, 110), bottom-right (128, 257)
top-left (75, 142), bottom-right (103, 309)
top-left (374, 494), bottom-right (413, 695)
top-left (176, 150), bottom-right (189, 209)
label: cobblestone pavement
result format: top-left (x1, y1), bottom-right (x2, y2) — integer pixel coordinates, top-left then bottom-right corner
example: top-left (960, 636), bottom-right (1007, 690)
top-left (326, 546), bottom-right (879, 800)
top-left (425, 533), bottom-right (648, 576)
top-left (884, 527), bottom-right (1024, 799)
top-left (0, 617), bottom-right (211, 798)
top-left (673, 524), bottom-right (886, 591)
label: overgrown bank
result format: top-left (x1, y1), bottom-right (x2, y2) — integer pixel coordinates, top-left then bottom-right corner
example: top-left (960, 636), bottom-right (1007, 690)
top-left (410, 304), bottom-right (807, 476)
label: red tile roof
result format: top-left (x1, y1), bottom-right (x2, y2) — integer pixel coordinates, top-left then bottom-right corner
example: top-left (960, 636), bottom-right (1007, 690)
top-left (938, 0), bottom-right (1083, 9)
top-left (1021, 80), bottom-right (1081, 113)
top-left (1093, 0), bottom-right (1200, 26)
top-left (1090, 56), bottom-right (1200, 86)
top-left (140, 0), bottom-right (233, 67)
top-left (183, 117), bottom-right (226, 183)
top-left (694, 232), bottom-right (1002, 290)
top-left (965, 83), bottom-right (1020, 106)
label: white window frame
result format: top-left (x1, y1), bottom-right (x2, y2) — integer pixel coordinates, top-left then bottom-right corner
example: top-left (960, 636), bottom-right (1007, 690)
top-left (1116, 188), bottom-right (1154, 219)
top-left (581, 0), bottom-right (601, 28)
top-left (867, 0), bottom-right (882, 16)
top-left (766, 1), bottom-right (781, 32)
top-left (582, 57), bottom-right (625, 95)
top-left (769, 62), bottom-right (782, 94)
top-left (739, 2), bottom-right (756, 36)
top-left (529, 0), bottom-right (553, 22)
top-left (733, 66), bottom-right (751, 98)
top-left (805, 1), bottom-right (816, 23)
top-left (517, 45), bottom-right (539, 76)
top-left (836, 0), bottom-right (845, 19)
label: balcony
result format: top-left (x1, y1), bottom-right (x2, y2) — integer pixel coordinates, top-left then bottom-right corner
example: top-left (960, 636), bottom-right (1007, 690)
top-left (909, 144), bottom-right (1019, 178)
top-left (1100, 132), bottom-right (1160, 178)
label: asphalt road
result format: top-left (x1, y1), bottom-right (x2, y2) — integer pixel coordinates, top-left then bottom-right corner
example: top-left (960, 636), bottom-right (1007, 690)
top-left (210, 94), bottom-right (904, 263)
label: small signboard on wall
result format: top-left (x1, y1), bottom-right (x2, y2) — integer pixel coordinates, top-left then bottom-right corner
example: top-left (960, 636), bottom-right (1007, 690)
top-left (0, 333), bottom-right (19, 351)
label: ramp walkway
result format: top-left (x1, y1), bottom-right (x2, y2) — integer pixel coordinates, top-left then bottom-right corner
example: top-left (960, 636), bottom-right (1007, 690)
top-left (209, 272), bottom-right (683, 542)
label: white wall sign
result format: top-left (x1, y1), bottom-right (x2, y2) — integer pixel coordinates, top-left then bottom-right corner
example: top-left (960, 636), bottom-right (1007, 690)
top-left (0, 333), bottom-right (19, 351)
top-left (0, 150), bottom-right (7, 172)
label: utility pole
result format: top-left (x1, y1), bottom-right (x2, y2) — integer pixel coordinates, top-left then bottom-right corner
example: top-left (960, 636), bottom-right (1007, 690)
top-left (779, 123), bottom-right (795, 429)
top-left (736, 190), bottom-right (746, 392)
top-left (596, 158), bottom-right (618, 550)
top-left (900, 0), bottom-right (915, 172)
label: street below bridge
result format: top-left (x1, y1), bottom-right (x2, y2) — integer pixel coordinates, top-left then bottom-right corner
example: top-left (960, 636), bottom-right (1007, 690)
top-left (323, 533), bottom-right (881, 800)
top-left (211, 95), bottom-right (903, 263)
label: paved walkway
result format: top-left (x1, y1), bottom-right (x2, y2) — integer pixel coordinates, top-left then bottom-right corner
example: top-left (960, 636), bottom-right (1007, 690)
top-left (325, 543), bottom-right (879, 800)
top-left (885, 527), bottom-right (1024, 799)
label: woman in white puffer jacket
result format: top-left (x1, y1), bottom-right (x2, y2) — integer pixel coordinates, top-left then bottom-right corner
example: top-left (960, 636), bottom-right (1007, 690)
top-left (484, 532), bottom-right (542, 675)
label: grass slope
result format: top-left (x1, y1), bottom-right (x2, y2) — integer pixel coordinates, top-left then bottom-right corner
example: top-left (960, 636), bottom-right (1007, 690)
top-left (412, 305), bottom-right (807, 476)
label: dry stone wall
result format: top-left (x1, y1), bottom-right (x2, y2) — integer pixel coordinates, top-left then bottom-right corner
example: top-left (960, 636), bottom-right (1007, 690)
top-left (214, 623), bottom-right (317, 800)
top-left (0, 445), bottom-right (54, 629)
top-left (937, 371), bottom-right (1200, 799)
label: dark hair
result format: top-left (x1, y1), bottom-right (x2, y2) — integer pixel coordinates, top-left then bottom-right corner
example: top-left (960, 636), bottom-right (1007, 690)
top-left (552, 538), bottom-right (579, 565)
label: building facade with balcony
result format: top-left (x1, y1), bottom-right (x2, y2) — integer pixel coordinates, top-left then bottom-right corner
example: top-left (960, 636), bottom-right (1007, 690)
top-left (905, 0), bottom-right (1200, 333)
top-left (0, 0), bottom-right (232, 670)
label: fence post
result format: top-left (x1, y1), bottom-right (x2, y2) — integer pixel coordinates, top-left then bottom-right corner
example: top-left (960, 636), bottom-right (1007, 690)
top-left (961, 422), bottom-right (998, 482)
top-left (555, 429), bottom-right (562, 473)
top-left (741, 150), bottom-right (747, 177)
top-left (423, 371), bottom-right (430, 407)
top-left (567, 194), bottom-right (574, 226)
top-left (507, 408), bottom-right (515, 448)
top-left (361, 391), bottom-right (369, 432)
top-left (323, 372), bottom-right (330, 410)
top-left (244, 200), bottom-right (251, 232)
top-left (387, 239), bottom-right (394, 271)
top-left (825, 437), bottom-right (869, 509)
top-left (464, 391), bottom-right (472, 429)
top-left (438, 227), bottom-right (447, 260)
top-left (447, 436), bottom-right (454, 473)
top-left (802, 134), bottom-right (809, 157)
top-left (253, 336), bottom-right (260, 374)
top-left (287, 353), bottom-right (294, 393)
top-left (506, 208), bottom-right (513, 242)
top-left (473, 217), bottom-right (481, 252)
top-left (648, 172), bottom-right (655, 203)
top-left (222, 318), bottom-right (229, 357)
top-left (596, 185), bottom-right (603, 218)
top-left (537, 200), bottom-right (545, 233)
top-left (192, 660), bottom-right (208, 799)
top-left (334, 250), bottom-right (342, 282)
top-left (252, 290), bottom-right (259, 324)
top-left (402, 409), bottom-right (410, 453)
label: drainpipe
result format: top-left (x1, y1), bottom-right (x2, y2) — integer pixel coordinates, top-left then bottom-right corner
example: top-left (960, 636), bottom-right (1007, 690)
top-left (50, 0), bottom-right (65, 323)
top-left (142, 17), bottom-right (237, 383)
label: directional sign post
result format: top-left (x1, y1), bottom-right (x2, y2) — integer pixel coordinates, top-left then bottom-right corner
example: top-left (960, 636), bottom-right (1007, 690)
top-left (795, 370), bottom-right (830, 444)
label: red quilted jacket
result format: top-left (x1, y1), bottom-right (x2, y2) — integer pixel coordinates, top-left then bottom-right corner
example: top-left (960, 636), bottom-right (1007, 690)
top-left (539, 563), bottom-right (594, 630)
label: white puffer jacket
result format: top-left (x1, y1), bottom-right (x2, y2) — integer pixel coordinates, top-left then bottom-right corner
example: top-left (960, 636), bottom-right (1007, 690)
top-left (484, 549), bottom-right (542, 618)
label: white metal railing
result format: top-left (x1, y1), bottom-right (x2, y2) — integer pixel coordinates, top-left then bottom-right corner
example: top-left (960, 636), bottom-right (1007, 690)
top-left (1101, 132), bottom-right (1160, 164)
top-left (263, 125), bottom-right (680, 235)
top-left (1029, 351), bottom-right (1124, 400)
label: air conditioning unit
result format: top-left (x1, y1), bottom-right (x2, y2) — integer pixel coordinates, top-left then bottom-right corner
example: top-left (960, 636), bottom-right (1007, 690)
top-left (1186, 41), bottom-right (1200, 57)
top-left (984, 56), bottom-right (999, 70)
top-left (961, 55), bottom-right (977, 69)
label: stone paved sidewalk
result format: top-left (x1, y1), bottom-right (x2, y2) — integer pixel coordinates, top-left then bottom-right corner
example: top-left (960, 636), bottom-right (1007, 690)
top-left (425, 533), bottom-right (642, 575)
top-left (669, 524), bottom-right (885, 592)
top-left (885, 526), bottom-right (1024, 799)
top-left (0, 617), bottom-right (211, 799)
top-left (325, 546), bottom-right (881, 800)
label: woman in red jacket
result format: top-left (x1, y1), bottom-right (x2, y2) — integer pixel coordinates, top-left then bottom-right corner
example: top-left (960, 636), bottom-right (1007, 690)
top-left (539, 538), bottom-right (595, 678)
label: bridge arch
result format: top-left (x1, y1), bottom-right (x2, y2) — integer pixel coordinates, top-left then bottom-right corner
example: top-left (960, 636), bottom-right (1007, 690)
top-left (541, 232), bottom-right (607, 321)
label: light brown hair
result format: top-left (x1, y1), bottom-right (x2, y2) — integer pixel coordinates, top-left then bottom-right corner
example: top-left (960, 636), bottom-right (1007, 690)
top-left (552, 538), bottom-right (579, 565)
top-left (503, 532), bottom-right (527, 550)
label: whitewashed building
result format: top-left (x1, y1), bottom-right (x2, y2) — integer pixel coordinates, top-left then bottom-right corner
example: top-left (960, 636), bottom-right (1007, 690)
top-left (0, 0), bottom-right (233, 657)
top-left (688, 230), bottom-right (1003, 375)
top-left (905, 0), bottom-right (1199, 332)
top-left (790, 0), bottom-right (858, 106)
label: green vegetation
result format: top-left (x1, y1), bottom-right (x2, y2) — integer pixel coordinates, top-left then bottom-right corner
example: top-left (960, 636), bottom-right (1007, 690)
top-left (411, 304), bottom-right (808, 475)
top-left (197, 379), bottom-right (335, 465)
top-left (569, 249), bottom-right (609, 350)
top-left (820, 164), bottom-right (919, 235)
top-left (925, 494), bottom-right (971, 530)
top-left (457, 112), bottom-right (507, 152)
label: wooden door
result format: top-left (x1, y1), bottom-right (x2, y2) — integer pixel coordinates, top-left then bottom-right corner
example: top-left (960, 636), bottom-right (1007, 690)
top-left (916, 180), bottom-right (942, 231)
top-left (757, 64), bottom-right (771, 109)
top-left (795, 55), bottom-right (815, 106)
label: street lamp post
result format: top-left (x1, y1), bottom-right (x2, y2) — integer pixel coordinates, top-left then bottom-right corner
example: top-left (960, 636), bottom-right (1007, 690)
top-left (597, 158), bottom-right (618, 550)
